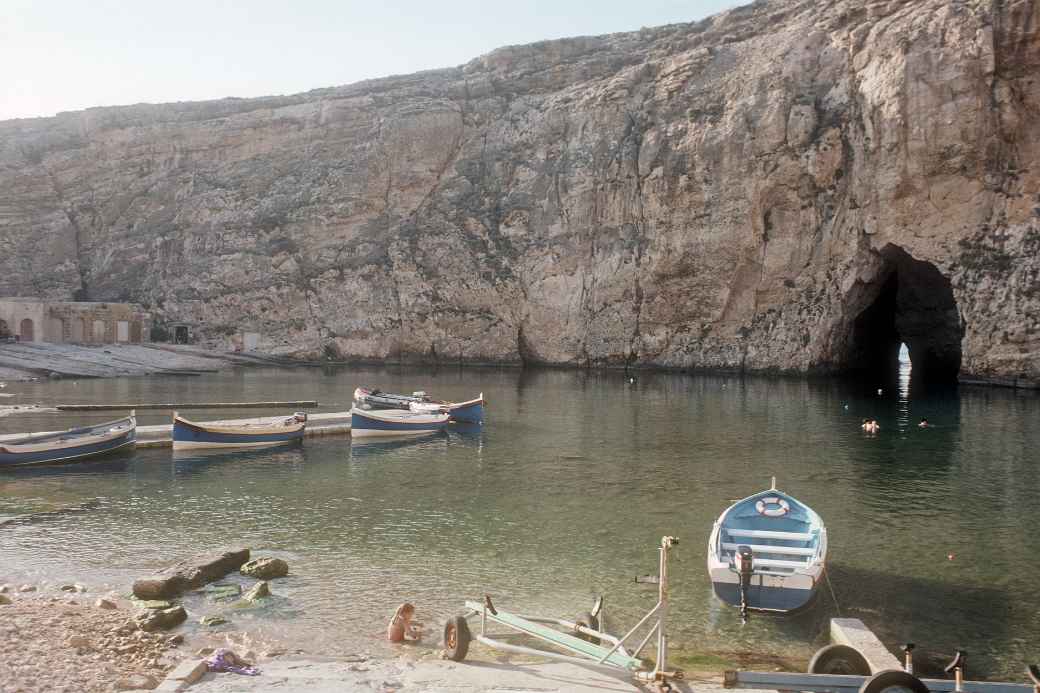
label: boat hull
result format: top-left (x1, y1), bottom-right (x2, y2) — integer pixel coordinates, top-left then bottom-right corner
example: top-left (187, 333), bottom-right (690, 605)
top-left (0, 431), bottom-right (135, 468)
top-left (709, 567), bottom-right (819, 612)
top-left (350, 408), bottom-right (449, 438)
top-left (706, 486), bottom-right (826, 615)
top-left (172, 416), bottom-right (305, 451)
top-left (446, 396), bottom-right (484, 424)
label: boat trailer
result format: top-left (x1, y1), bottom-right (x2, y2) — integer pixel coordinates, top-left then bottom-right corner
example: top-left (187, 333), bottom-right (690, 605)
top-left (725, 646), bottom-right (1040, 693)
top-left (443, 535), bottom-right (683, 691)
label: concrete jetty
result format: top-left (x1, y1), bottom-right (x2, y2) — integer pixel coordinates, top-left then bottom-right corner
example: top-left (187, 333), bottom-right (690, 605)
top-left (56, 400), bottom-right (319, 411)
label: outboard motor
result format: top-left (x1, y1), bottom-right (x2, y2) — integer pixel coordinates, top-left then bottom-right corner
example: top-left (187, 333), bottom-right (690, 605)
top-left (734, 545), bottom-right (754, 623)
top-left (293, 412), bottom-right (308, 423)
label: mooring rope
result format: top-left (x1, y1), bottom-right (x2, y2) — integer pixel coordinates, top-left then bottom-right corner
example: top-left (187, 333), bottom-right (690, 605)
top-left (824, 569), bottom-right (842, 617)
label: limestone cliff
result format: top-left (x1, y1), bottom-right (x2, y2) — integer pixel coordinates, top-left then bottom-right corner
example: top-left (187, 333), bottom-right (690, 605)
top-left (1, 0), bottom-right (1037, 385)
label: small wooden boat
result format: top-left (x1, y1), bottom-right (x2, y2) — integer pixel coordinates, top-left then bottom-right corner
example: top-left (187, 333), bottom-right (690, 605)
top-left (172, 412), bottom-right (306, 450)
top-left (408, 393), bottom-right (485, 424)
top-left (707, 478), bottom-right (827, 617)
top-left (354, 387), bottom-right (485, 423)
top-left (353, 387), bottom-right (424, 410)
top-left (350, 407), bottom-right (449, 438)
top-left (0, 414), bottom-right (136, 468)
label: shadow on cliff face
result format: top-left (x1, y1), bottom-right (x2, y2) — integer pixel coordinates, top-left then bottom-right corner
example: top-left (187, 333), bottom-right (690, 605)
top-left (845, 245), bottom-right (964, 388)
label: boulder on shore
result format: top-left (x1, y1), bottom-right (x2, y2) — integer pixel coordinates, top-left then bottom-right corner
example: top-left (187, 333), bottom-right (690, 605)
top-left (240, 557), bottom-right (289, 580)
top-left (132, 548), bottom-right (249, 599)
top-left (134, 605), bottom-right (187, 632)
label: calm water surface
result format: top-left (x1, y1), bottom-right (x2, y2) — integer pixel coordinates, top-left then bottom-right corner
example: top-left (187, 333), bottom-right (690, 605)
top-left (1, 365), bottom-right (1037, 679)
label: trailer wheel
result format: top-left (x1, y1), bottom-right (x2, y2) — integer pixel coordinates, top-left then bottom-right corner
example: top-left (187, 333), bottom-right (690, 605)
top-left (808, 644), bottom-right (872, 675)
top-left (858, 670), bottom-right (930, 693)
top-left (443, 615), bottom-right (471, 661)
top-left (574, 611), bottom-right (600, 645)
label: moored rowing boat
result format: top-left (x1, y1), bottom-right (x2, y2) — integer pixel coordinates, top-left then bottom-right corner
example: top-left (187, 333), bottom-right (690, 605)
top-left (707, 479), bottom-right (827, 615)
top-left (171, 412), bottom-right (306, 450)
top-left (0, 414), bottom-right (137, 468)
top-left (350, 407), bottom-right (449, 438)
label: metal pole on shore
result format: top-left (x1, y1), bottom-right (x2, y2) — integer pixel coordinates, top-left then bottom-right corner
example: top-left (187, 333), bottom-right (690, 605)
top-left (55, 401), bottom-right (319, 411)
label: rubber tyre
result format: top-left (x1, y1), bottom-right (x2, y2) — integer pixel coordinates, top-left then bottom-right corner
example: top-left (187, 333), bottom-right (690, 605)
top-left (808, 644), bottom-right (872, 675)
top-left (443, 615), bottom-right (471, 662)
top-left (858, 670), bottom-right (930, 693)
top-left (574, 611), bottom-right (601, 645)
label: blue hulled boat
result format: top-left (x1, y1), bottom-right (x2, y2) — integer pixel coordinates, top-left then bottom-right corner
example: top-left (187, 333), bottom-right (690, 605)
top-left (409, 393), bottom-right (484, 424)
top-left (350, 407), bottom-right (449, 438)
top-left (172, 412), bottom-right (306, 450)
top-left (0, 414), bottom-right (136, 468)
top-left (707, 479), bottom-right (827, 617)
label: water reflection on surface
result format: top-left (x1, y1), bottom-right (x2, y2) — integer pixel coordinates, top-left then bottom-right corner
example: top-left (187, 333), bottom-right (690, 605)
top-left (0, 366), bottom-right (1038, 678)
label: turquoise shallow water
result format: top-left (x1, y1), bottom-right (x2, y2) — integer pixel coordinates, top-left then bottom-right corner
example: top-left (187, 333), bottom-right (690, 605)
top-left (0, 365), bottom-right (1038, 679)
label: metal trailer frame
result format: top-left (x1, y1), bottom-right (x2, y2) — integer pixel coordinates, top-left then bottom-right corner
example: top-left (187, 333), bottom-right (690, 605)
top-left (724, 670), bottom-right (1036, 693)
top-left (455, 535), bottom-right (684, 690)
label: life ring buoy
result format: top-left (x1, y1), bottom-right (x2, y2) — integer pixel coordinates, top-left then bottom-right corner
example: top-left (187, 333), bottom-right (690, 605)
top-left (756, 496), bottom-right (790, 517)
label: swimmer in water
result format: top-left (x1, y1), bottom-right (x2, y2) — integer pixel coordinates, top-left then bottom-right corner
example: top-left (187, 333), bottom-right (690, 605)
top-left (918, 418), bottom-right (929, 428)
top-left (387, 602), bottom-right (423, 643)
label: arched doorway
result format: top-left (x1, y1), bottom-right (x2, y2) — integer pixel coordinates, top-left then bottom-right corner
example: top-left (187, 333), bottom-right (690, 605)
top-left (843, 245), bottom-right (963, 386)
top-left (19, 318), bottom-right (35, 342)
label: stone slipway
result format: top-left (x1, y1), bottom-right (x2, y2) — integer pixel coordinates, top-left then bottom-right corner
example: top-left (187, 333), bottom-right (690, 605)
top-left (179, 655), bottom-right (710, 693)
top-left (0, 343), bottom-right (248, 380)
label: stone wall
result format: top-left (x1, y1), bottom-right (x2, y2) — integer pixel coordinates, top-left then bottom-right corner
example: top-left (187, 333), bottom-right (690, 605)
top-left (0, 0), bottom-right (1036, 384)
top-left (0, 300), bottom-right (150, 344)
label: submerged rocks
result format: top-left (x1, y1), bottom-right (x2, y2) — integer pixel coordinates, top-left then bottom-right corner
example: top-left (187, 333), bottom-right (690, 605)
top-left (241, 581), bottom-right (270, 602)
top-left (204, 583), bottom-right (242, 601)
top-left (240, 557), bottom-right (289, 580)
top-left (132, 548), bottom-right (250, 600)
top-left (199, 615), bottom-right (229, 627)
top-left (134, 605), bottom-right (187, 632)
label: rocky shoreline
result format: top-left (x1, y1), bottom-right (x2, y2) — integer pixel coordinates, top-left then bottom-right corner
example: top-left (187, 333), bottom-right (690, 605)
top-left (0, 587), bottom-right (182, 692)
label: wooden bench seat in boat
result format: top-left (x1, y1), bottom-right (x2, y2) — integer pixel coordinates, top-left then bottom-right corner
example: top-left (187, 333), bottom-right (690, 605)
top-left (720, 542), bottom-right (815, 556)
top-left (730, 557), bottom-right (808, 570)
top-left (723, 529), bottom-right (814, 542)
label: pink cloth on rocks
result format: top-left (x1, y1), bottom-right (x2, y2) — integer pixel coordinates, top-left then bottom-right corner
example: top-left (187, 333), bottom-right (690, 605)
top-left (205, 649), bottom-right (260, 676)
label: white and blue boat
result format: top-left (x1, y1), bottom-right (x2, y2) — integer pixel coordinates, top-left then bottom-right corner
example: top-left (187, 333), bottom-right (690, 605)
top-left (707, 479), bottom-right (827, 617)
top-left (172, 412), bottom-right (306, 451)
top-left (354, 387), bottom-right (485, 424)
top-left (350, 407), bottom-right (449, 438)
top-left (0, 414), bottom-right (136, 468)
top-left (408, 393), bottom-right (484, 424)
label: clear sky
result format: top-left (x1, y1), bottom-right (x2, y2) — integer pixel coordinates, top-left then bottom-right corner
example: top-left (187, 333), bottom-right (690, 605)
top-left (1, 0), bottom-right (738, 121)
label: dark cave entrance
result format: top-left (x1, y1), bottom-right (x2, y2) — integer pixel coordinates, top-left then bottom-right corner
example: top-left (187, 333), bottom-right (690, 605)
top-left (845, 245), bottom-right (963, 387)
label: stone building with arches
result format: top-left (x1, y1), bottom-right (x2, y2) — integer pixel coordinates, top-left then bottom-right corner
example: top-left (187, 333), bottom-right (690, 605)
top-left (0, 299), bottom-right (151, 344)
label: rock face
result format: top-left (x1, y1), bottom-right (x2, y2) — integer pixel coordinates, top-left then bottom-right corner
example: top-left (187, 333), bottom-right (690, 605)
top-left (0, 0), bottom-right (1037, 385)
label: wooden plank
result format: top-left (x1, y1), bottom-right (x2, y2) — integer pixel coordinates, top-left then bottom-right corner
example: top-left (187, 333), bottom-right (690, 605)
top-left (56, 401), bottom-right (319, 411)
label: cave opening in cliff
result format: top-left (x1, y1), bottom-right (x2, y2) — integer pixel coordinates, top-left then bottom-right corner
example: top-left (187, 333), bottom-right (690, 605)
top-left (845, 245), bottom-right (963, 388)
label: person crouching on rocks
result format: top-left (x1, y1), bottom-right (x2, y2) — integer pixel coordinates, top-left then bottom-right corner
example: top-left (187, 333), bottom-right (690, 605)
top-left (387, 602), bottom-right (422, 643)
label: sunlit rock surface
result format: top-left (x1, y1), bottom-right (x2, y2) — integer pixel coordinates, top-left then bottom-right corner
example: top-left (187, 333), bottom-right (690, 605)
top-left (0, 0), bottom-right (1037, 384)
